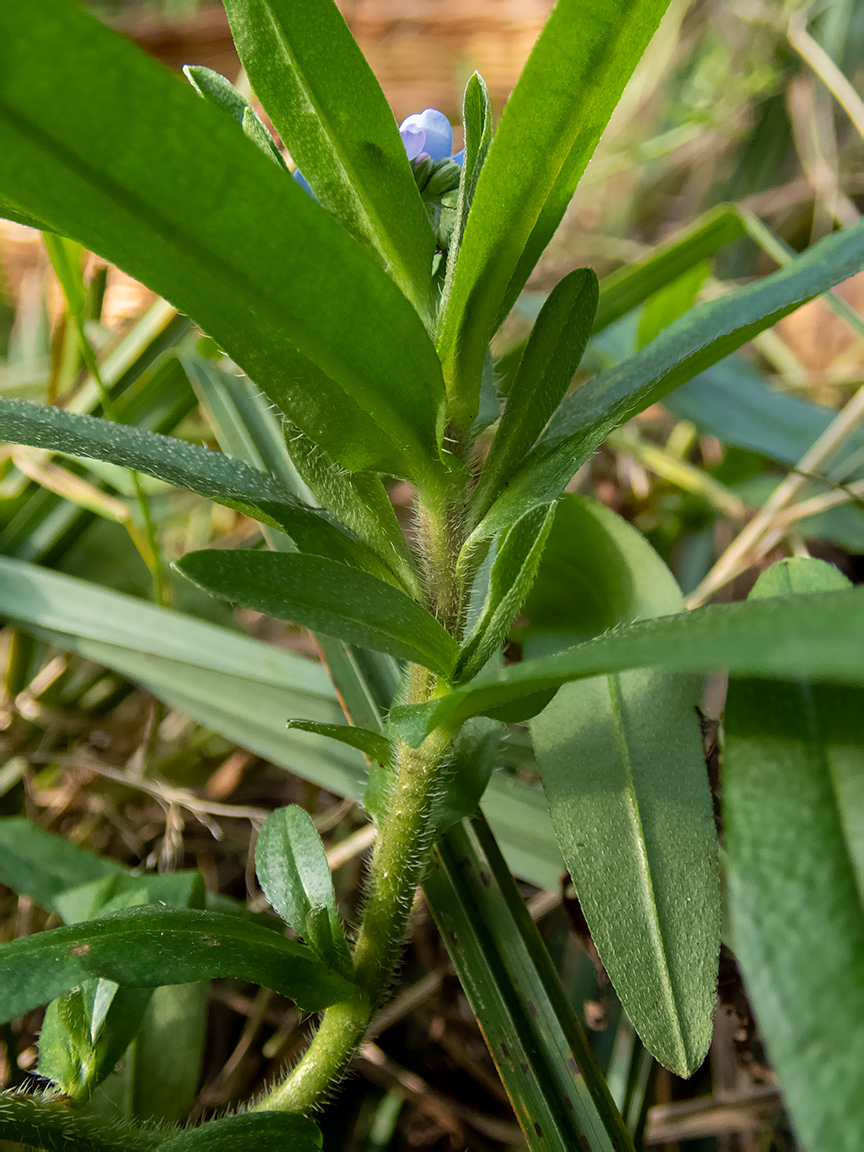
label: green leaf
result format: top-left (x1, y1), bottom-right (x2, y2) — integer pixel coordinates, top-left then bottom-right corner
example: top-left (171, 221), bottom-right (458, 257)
top-left (286, 720), bottom-right (394, 766)
top-left (439, 72), bottom-right (492, 314)
top-left (724, 558), bottom-right (864, 1151)
top-left (457, 503), bottom-right (556, 682)
top-left (282, 418), bottom-right (419, 595)
top-left (43, 233), bottom-right (86, 317)
top-left (222, 0), bottom-right (435, 317)
top-left (389, 582), bottom-right (864, 745)
top-left (0, 398), bottom-right (400, 578)
top-left (183, 65), bottom-right (287, 168)
top-left (636, 260), bottom-right (709, 349)
top-left (176, 549), bottom-right (458, 676)
top-left (477, 220), bottom-right (864, 540)
top-left (127, 982), bottom-right (209, 1124)
top-left (0, 0), bottom-right (445, 483)
top-left (436, 0), bottom-right (670, 426)
top-left (158, 1112), bottom-right (322, 1151)
top-left (0, 818), bottom-right (124, 912)
top-left (472, 268), bottom-right (598, 519)
top-left (254, 805), bottom-right (352, 976)
top-left (528, 497), bottom-right (719, 1077)
top-left (666, 354), bottom-right (864, 471)
top-left (0, 906), bottom-right (355, 1020)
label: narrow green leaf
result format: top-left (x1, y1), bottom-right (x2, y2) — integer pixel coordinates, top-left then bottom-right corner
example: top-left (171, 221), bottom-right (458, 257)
top-left (473, 268), bottom-right (598, 519)
top-left (283, 418), bottom-right (419, 595)
top-left (389, 583), bottom-right (864, 745)
top-left (0, 398), bottom-right (388, 574)
top-left (176, 549), bottom-right (458, 676)
top-left (0, 0), bottom-right (445, 483)
top-left (255, 805), bottom-right (352, 975)
top-left (0, 907), bottom-right (355, 1019)
top-left (222, 0), bottom-right (436, 316)
top-left (42, 233), bottom-right (86, 317)
top-left (636, 260), bottom-right (709, 349)
top-left (183, 65), bottom-right (287, 168)
top-left (528, 497), bottom-right (719, 1077)
top-left (439, 72), bottom-right (493, 316)
top-left (457, 503), bottom-right (556, 682)
top-left (128, 982), bottom-right (209, 1124)
top-left (477, 220), bottom-right (864, 540)
top-left (286, 720), bottom-right (394, 766)
top-left (725, 558), bottom-right (864, 1152)
top-left (158, 1112), bottom-right (322, 1150)
top-left (436, 0), bottom-right (670, 425)
top-left (0, 818), bottom-right (124, 911)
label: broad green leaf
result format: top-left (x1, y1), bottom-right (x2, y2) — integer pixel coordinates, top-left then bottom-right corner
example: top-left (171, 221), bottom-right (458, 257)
top-left (283, 418), bottom-right (419, 595)
top-left (457, 503), bottom-right (556, 682)
top-left (389, 583), bottom-right (864, 745)
top-left (472, 268), bottom-right (598, 519)
top-left (439, 72), bottom-right (493, 316)
top-left (176, 549), bottom-right (458, 676)
top-left (286, 720), bottom-right (394, 766)
top-left (183, 65), bottom-right (287, 168)
top-left (0, 0), bottom-right (445, 484)
top-left (0, 907), bottom-right (354, 1020)
top-left (476, 220), bottom-right (864, 541)
top-left (666, 355), bottom-right (864, 472)
top-left (222, 0), bottom-right (435, 317)
top-left (725, 559), bottom-right (864, 1152)
top-left (528, 497), bottom-right (719, 1077)
top-left (255, 805), bottom-right (352, 975)
top-left (436, 0), bottom-right (670, 426)
top-left (158, 1112), bottom-right (322, 1151)
top-left (127, 982), bottom-right (209, 1124)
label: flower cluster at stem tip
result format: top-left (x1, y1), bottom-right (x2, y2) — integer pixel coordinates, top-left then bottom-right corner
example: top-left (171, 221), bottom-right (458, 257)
top-left (292, 108), bottom-right (464, 196)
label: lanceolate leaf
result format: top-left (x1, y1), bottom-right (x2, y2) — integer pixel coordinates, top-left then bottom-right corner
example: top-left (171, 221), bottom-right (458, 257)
top-left (0, 907), bottom-right (355, 1019)
top-left (472, 268), bottom-right (598, 519)
top-left (0, 398), bottom-right (393, 577)
top-left (529, 497), bottom-right (719, 1077)
top-left (158, 1113), bottom-right (322, 1151)
top-left (457, 503), bottom-right (556, 682)
top-left (389, 584), bottom-right (864, 745)
top-left (286, 721), bottom-right (394, 766)
top-left (437, 0), bottom-right (670, 426)
top-left (476, 220), bottom-right (864, 540)
top-left (255, 806), bottom-right (352, 975)
top-left (725, 559), bottom-right (864, 1151)
top-left (176, 549), bottom-right (459, 676)
top-left (183, 65), bottom-right (287, 167)
top-left (0, 0), bottom-right (445, 484)
top-left (222, 0), bottom-right (436, 318)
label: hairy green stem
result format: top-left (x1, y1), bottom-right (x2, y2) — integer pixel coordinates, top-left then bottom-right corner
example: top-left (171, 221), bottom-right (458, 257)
top-left (0, 1091), bottom-right (164, 1152)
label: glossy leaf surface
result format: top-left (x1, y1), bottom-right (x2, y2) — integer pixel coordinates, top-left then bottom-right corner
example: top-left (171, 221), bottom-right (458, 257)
top-left (0, 0), bottom-right (445, 482)
top-left (437, 0), bottom-right (670, 423)
top-left (223, 0), bottom-right (435, 315)
top-left (478, 220), bottom-right (864, 539)
top-left (255, 806), bottom-right (352, 975)
top-left (0, 907), bottom-right (355, 1019)
top-left (390, 583), bottom-right (864, 745)
top-left (177, 549), bottom-right (458, 675)
top-left (529, 497), bottom-right (719, 1077)
top-left (725, 559), bottom-right (864, 1151)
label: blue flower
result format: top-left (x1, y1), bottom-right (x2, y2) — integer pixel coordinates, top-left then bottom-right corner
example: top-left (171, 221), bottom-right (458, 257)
top-left (398, 109), bottom-right (453, 162)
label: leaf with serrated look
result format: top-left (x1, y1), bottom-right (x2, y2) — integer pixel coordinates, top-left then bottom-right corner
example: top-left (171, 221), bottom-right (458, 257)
top-left (176, 550), bottom-right (459, 677)
top-left (0, 907), bottom-right (355, 1019)
top-left (725, 558), bottom-right (864, 1152)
